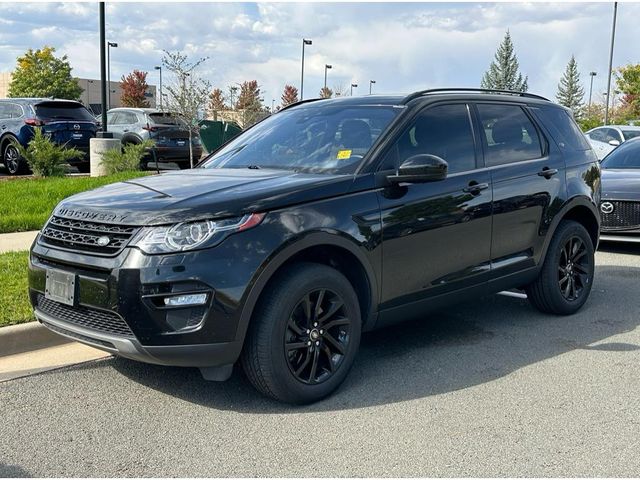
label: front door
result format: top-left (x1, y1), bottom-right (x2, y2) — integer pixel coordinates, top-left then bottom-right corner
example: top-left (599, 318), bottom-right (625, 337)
top-left (376, 103), bottom-right (493, 313)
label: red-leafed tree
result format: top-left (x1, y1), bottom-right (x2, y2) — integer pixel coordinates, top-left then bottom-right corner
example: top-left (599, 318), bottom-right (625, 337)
top-left (281, 84), bottom-right (299, 106)
top-left (208, 88), bottom-right (226, 115)
top-left (120, 70), bottom-right (150, 108)
top-left (236, 80), bottom-right (262, 110)
top-left (319, 86), bottom-right (333, 99)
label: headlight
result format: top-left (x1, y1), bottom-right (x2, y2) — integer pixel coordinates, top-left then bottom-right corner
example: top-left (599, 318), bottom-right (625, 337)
top-left (132, 213), bottom-right (265, 254)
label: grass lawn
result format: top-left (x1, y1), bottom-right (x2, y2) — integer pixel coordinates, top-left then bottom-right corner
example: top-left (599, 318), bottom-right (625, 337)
top-left (0, 251), bottom-right (32, 327)
top-left (0, 172), bottom-right (150, 234)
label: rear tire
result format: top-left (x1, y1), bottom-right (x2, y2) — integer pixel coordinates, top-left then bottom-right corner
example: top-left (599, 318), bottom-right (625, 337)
top-left (241, 263), bottom-right (361, 404)
top-left (526, 220), bottom-right (595, 315)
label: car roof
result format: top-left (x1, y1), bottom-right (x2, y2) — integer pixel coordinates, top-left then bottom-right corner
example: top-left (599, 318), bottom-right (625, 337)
top-left (0, 98), bottom-right (84, 105)
top-left (590, 125), bottom-right (640, 131)
top-left (107, 107), bottom-right (163, 114)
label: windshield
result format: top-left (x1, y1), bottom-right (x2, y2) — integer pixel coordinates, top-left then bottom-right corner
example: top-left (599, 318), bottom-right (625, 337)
top-left (35, 102), bottom-right (96, 122)
top-left (201, 105), bottom-right (399, 174)
top-left (622, 130), bottom-right (640, 140)
top-left (601, 139), bottom-right (640, 169)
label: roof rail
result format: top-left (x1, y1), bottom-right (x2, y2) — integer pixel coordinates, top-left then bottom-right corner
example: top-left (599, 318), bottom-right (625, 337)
top-left (401, 88), bottom-right (550, 105)
top-left (277, 97), bottom-right (326, 113)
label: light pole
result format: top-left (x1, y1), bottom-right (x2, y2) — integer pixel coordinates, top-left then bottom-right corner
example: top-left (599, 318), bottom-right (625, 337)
top-left (369, 80), bottom-right (376, 94)
top-left (271, 99), bottom-right (275, 113)
top-left (350, 83), bottom-right (358, 96)
top-left (107, 41), bottom-right (117, 110)
top-left (324, 64), bottom-right (332, 90)
top-left (605, 1), bottom-right (618, 125)
top-left (588, 71), bottom-right (597, 109)
top-left (154, 66), bottom-right (162, 110)
top-left (300, 38), bottom-right (312, 100)
top-left (230, 86), bottom-right (238, 110)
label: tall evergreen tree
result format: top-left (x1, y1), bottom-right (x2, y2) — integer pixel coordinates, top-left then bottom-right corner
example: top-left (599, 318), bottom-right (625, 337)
top-left (556, 55), bottom-right (585, 116)
top-left (481, 31), bottom-right (528, 92)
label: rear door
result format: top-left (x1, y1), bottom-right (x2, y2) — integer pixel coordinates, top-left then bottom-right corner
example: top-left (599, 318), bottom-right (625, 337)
top-left (474, 102), bottom-right (566, 276)
top-left (35, 101), bottom-right (97, 149)
top-left (377, 102), bottom-right (493, 312)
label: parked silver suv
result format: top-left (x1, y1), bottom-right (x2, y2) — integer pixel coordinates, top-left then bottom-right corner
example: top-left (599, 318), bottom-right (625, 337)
top-left (106, 108), bottom-right (203, 168)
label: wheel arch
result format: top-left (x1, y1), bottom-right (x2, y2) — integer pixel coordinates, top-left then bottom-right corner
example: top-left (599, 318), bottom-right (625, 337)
top-left (0, 133), bottom-right (19, 155)
top-left (235, 232), bottom-right (379, 345)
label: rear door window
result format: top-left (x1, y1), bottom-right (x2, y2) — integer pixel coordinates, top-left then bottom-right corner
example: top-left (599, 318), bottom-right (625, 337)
top-left (588, 129), bottom-right (606, 142)
top-left (35, 102), bottom-right (96, 122)
top-left (476, 103), bottom-right (543, 166)
top-left (621, 130), bottom-right (640, 140)
top-left (530, 106), bottom-right (591, 151)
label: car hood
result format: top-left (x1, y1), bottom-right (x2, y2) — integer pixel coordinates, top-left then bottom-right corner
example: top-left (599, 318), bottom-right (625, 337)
top-left (601, 169), bottom-right (640, 200)
top-left (54, 169), bottom-right (355, 225)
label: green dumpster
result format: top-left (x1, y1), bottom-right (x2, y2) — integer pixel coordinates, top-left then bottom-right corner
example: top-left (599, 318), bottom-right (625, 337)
top-left (198, 120), bottom-right (242, 154)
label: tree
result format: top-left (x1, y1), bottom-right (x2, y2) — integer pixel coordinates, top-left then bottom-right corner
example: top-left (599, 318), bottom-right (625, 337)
top-left (616, 63), bottom-right (640, 118)
top-left (120, 70), bottom-right (150, 108)
top-left (8, 46), bottom-right (83, 100)
top-left (319, 87), bottom-right (333, 99)
top-left (236, 80), bottom-right (263, 110)
top-left (281, 84), bottom-right (299, 106)
top-left (556, 55), bottom-right (585, 117)
top-left (481, 31), bottom-right (528, 92)
top-left (162, 50), bottom-right (211, 168)
top-left (207, 88), bottom-right (226, 118)
top-left (332, 82), bottom-right (349, 97)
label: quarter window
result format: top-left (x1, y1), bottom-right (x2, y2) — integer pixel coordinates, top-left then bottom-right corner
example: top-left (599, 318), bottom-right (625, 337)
top-left (477, 104), bottom-right (543, 166)
top-left (381, 104), bottom-right (477, 174)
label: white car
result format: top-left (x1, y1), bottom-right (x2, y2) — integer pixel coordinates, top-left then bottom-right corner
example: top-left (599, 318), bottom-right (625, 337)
top-left (585, 125), bottom-right (640, 160)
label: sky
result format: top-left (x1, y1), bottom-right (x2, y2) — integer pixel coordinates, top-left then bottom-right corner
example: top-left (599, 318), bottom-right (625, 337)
top-left (0, 1), bottom-right (638, 107)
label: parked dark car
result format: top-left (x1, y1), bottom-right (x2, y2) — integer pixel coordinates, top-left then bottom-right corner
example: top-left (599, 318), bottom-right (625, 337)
top-left (28, 89), bottom-right (601, 403)
top-left (599, 137), bottom-right (640, 242)
top-left (106, 108), bottom-right (203, 169)
top-left (0, 98), bottom-right (97, 174)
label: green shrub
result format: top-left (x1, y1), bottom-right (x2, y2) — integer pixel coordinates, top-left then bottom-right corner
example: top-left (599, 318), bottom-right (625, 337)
top-left (100, 140), bottom-right (153, 174)
top-left (16, 128), bottom-right (84, 177)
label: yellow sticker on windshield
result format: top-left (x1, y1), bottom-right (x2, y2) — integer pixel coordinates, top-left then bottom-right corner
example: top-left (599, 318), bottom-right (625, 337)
top-left (337, 149), bottom-right (352, 160)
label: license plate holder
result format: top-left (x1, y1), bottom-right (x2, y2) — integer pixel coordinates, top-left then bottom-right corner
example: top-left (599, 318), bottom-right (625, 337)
top-left (176, 140), bottom-right (186, 146)
top-left (72, 133), bottom-right (83, 140)
top-left (45, 269), bottom-right (76, 306)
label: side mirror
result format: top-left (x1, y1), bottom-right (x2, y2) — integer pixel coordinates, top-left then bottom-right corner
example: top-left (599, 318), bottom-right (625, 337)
top-left (388, 154), bottom-right (448, 184)
top-left (609, 139), bottom-right (621, 147)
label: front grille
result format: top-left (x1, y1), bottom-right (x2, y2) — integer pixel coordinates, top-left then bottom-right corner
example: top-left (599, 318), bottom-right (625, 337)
top-left (601, 201), bottom-right (640, 230)
top-left (39, 215), bottom-right (138, 255)
top-left (36, 294), bottom-right (134, 337)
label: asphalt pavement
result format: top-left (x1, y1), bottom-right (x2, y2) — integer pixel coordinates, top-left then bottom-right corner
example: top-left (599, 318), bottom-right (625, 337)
top-left (1, 243), bottom-right (639, 477)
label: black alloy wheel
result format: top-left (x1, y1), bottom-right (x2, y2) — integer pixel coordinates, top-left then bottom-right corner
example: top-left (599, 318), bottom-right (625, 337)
top-left (284, 288), bottom-right (351, 385)
top-left (4, 143), bottom-right (22, 175)
top-left (558, 235), bottom-right (591, 301)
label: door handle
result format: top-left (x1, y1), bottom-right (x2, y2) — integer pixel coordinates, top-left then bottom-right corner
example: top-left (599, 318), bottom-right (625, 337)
top-left (537, 167), bottom-right (559, 178)
top-left (1, 125), bottom-right (6, 130)
top-left (463, 182), bottom-right (489, 194)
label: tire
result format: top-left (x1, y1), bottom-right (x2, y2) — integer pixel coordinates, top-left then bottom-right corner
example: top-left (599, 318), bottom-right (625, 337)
top-left (241, 262), bottom-right (362, 404)
top-left (526, 220), bottom-right (595, 315)
top-left (3, 141), bottom-right (26, 175)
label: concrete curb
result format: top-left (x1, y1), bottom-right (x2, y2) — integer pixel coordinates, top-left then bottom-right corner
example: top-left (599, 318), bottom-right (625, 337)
top-left (0, 321), bottom-right (71, 358)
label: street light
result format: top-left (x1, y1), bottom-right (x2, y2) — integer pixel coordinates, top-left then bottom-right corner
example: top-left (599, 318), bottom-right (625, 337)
top-left (107, 41), bottom-right (117, 110)
top-left (324, 64), bottom-right (332, 90)
top-left (369, 80), bottom-right (376, 95)
top-left (605, 1), bottom-right (618, 125)
top-left (588, 71), bottom-right (597, 109)
top-left (230, 86), bottom-right (238, 109)
top-left (350, 83), bottom-right (358, 96)
top-left (154, 66), bottom-right (162, 110)
top-left (271, 99), bottom-right (276, 113)
top-left (300, 38), bottom-right (312, 100)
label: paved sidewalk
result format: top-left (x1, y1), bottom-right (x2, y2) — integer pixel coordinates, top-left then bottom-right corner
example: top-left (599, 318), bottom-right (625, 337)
top-left (0, 230), bottom-right (38, 253)
top-left (0, 343), bottom-right (110, 382)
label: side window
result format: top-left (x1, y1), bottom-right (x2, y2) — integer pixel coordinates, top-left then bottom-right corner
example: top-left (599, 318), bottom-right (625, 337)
top-left (603, 128), bottom-right (622, 143)
top-left (7, 104), bottom-right (24, 118)
top-left (108, 112), bottom-right (122, 125)
top-left (381, 104), bottom-right (477, 174)
top-left (530, 106), bottom-right (590, 151)
top-left (121, 112), bottom-right (137, 124)
top-left (477, 104), bottom-right (543, 166)
top-left (589, 129), bottom-right (606, 142)
top-left (0, 104), bottom-right (8, 120)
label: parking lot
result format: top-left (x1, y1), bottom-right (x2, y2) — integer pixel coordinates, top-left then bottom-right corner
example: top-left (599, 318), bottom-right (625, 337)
top-left (1, 242), bottom-right (639, 477)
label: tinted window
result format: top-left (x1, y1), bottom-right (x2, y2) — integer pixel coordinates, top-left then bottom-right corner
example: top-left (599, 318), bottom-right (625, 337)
top-left (0, 104), bottom-right (9, 120)
top-left (0, 103), bottom-right (23, 119)
top-left (477, 104), bottom-right (543, 166)
top-left (589, 129), bottom-right (606, 142)
top-left (530, 106), bottom-right (590, 151)
top-left (35, 102), bottom-right (96, 122)
top-left (604, 128), bottom-right (622, 143)
top-left (120, 112), bottom-right (138, 124)
top-left (202, 106), bottom-right (398, 174)
top-left (621, 130), bottom-right (640, 140)
top-left (601, 140), bottom-right (640, 168)
top-left (381, 104), bottom-right (477, 174)
top-left (149, 112), bottom-right (187, 126)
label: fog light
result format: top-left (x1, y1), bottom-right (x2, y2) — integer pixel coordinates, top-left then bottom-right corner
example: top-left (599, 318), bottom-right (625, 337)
top-left (163, 293), bottom-right (208, 307)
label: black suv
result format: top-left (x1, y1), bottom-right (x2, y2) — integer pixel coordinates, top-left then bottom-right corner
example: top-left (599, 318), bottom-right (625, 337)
top-left (28, 89), bottom-right (601, 403)
top-left (0, 98), bottom-right (97, 174)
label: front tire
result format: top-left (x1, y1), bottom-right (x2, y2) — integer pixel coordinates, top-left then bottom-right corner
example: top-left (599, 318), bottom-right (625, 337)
top-left (526, 220), bottom-right (595, 315)
top-left (241, 263), bottom-right (361, 404)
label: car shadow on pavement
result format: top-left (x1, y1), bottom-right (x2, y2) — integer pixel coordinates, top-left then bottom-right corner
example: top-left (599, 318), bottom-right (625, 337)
top-left (111, 264), bottom-right (640, 414)
top-left (0, 462), bottom-right (31, 478)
